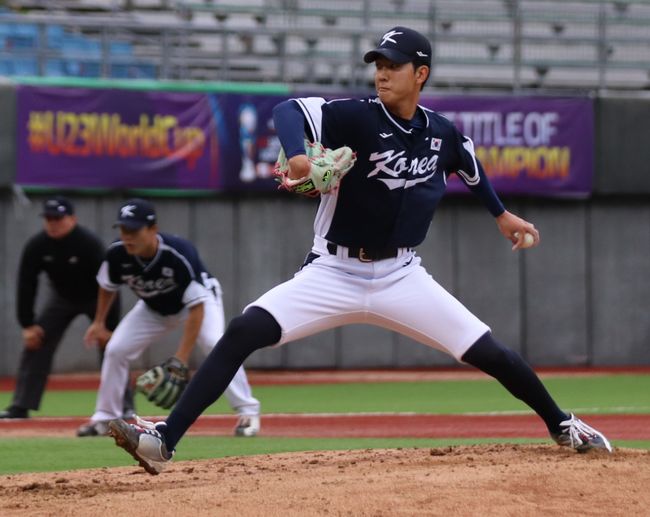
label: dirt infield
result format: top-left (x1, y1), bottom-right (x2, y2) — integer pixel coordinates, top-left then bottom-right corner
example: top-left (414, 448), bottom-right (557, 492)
top-left (1, 445), bottom-right (648, 516)
top-left (2, 369), bottom-right (649, 515)
top-left (1, 413), bottom-right (649, 517)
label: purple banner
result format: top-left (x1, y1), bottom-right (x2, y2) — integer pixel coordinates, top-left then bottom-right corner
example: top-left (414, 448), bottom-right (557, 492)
top-left (17, 86), bottom-right (593, 196)
top-left (16, 85), bottom-right (285, 191)
top-left (420, 96), bottom-right (593, 196)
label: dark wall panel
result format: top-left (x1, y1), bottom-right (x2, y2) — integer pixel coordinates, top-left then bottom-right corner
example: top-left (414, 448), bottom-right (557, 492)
top-left (595, 97), bottom-right (650, 194)
top-left (524, 203), bottom-right (589, 365)
top-left (1, 191), bottom-right (650, 376)
top-left (0, 84), bottom-right (16, 187)
top-left (456, 204), bottom-right (523, 351)
top-left (591, 200), bottom-right (650, 365)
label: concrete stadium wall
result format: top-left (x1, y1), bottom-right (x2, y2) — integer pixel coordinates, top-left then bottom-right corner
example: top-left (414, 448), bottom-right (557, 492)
top-left (0, 84), bottom-right (16, 187)
top-left (1, 89), bottom-right (649, 375)
top-left (595, 97), bottom-right (650, 194)
top-left (0, 191), bottom-right (648, 377)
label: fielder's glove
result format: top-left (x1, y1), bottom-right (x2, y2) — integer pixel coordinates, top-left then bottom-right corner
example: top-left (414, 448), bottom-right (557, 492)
top-left (136, 357), bottom-right (190, 409)
top-left (273, 139), bottom-right (356, 197)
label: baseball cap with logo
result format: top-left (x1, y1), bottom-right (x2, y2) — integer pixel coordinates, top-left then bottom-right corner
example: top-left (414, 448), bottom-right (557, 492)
top-left (41, 196), bottom-right (75, 218)
top-left (363, 26), bottom-right (432, 68)
top-left (113, 198), bottom-right (157, 230)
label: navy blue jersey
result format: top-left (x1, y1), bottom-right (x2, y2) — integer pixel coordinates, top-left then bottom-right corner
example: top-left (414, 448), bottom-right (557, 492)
top-left (97, 232), bottom-right (215, 316)
top-left (275, 97), bottom-right (504, 249)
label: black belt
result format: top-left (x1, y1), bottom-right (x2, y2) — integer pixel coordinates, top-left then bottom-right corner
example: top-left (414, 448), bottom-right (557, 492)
top-left (326, 242), bottom-right (406, 262)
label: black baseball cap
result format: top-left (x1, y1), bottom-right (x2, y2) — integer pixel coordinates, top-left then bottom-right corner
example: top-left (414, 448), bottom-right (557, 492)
top-left (41, 196), bottom-right (74, 217)
top-left (113, 198), bottom-right (157, 230)
top-left (364, 26), bottom-right (432, 68)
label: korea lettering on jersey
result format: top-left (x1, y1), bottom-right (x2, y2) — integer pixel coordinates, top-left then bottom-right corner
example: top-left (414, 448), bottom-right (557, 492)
top-left (97, 233), bottom-right (214, 316)
top-left (293, 97), bottom-right (483, 249)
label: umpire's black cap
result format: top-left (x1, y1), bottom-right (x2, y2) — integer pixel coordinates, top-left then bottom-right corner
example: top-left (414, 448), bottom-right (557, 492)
top-left (363, 26), bottom-right (432, 69)
top-left (41, 196), bottom-right (74, 217)
top-left (113, 198), bottom-right (157, 230)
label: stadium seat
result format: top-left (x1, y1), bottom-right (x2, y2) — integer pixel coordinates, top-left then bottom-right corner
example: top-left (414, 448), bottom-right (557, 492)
top-left (0, 0), bottom-right (649, 90)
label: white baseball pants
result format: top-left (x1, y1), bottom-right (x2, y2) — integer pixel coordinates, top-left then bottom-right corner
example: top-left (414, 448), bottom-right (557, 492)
top-left (249, 249), bottom-right (490, 360)
top-left (91, 292), bottom-right (259, 422)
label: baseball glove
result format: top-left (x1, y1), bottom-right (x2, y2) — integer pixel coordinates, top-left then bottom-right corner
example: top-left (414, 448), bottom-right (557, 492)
top-left (273, 139), bottom-right (356, 197)
top-left (135, 357), bottom-right (190, 409)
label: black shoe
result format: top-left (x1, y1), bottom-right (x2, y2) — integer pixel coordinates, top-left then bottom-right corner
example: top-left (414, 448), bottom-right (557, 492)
top-left (0, 406), bottom-right (29, 419)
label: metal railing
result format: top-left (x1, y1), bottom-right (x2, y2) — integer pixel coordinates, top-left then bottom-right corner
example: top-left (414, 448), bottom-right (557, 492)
top-left (1, 0), bottom-right (649, 92)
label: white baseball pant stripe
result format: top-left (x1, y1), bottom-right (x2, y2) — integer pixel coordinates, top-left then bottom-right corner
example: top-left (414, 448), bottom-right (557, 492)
top-left (91, 295), bottom-right (259, 422)
top-left (249, 252), bottom-right (490, 360)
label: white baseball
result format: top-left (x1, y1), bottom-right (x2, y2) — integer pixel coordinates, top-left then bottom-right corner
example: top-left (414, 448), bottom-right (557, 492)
top-left (514, 231), bottom-right (535, 248)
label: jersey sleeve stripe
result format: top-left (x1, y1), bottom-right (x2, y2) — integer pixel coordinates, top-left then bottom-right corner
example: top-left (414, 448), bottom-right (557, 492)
top-left (457, 137), bottom-right (481, 186)
top-left (294, 97), bottom-right (325, 142)
top-left (160, 243), bottom-right (197, 279)
top-left (96, 261), bottom-right (120, 291)
top-left (183, 280), bottom-right (210, 307)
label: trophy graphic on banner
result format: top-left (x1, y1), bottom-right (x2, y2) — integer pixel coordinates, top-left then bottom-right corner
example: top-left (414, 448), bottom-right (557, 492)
top-left (238, 103), bottom-right (258, 182)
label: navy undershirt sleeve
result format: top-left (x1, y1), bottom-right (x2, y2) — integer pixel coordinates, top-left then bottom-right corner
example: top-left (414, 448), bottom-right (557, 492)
top-left (272, 100), bottom-right (309, 159)
top-left (467, 160), bottom-right (506, 217)
top-left (452, 127), bottom-right (505, 217)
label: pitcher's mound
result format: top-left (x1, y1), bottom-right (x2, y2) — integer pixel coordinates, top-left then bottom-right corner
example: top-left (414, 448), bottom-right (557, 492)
top-left (2, 444), bottom-right (648, 516)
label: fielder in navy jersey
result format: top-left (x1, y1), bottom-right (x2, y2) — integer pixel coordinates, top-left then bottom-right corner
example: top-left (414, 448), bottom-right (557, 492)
top-left (108, 27), bottom-right (611, 475)
top-left (78, 198), bottom-right (260, 438)
top-left (101, 231), bottom-right (213, 317)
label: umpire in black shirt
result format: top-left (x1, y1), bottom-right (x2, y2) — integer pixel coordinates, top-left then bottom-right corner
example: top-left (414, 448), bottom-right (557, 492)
top-left (0, 196), bottom-right (134, 419)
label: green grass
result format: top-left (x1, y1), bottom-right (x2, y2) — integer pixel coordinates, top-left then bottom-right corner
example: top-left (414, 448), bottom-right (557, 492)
top-left (2, 375), bottom-right (649, 417)
top-left (1, 374), bottom-right (648, 474)
top-left (1, 436), bottom-right (648, 475)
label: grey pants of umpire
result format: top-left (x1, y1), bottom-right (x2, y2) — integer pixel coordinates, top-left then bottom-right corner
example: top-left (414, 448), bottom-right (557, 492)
top-left (10, 293), bottom-right (134, 414)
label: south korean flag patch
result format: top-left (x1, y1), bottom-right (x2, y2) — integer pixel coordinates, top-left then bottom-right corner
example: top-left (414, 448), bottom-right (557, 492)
top-left (430, 138), bottom-right (442, 151)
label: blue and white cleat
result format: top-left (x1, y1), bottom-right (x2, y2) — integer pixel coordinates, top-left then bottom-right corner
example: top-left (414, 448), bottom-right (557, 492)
top-left (109, 416), bottom-right (173, 475)
top-left (551, 413), bottom-right (612, 453)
